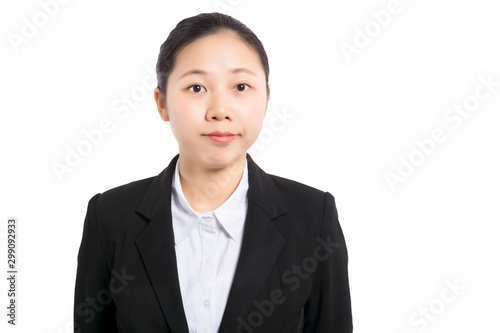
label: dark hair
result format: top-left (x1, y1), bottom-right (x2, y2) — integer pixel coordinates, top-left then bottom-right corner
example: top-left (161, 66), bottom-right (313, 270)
top-left (155, 12), bottom-right (270, 95)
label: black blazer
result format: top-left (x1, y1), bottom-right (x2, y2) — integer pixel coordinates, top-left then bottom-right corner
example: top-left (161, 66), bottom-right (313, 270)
top-left (74, 154), bottom-right (352, 332)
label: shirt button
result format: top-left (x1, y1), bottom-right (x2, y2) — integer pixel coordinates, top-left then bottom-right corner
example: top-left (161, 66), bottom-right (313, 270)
top-left (203, 216), bottom-right (214, 224)
top-left (205, 257), bottom-right (213, 265)
top-left (203, 300), bottom-right (211, 308)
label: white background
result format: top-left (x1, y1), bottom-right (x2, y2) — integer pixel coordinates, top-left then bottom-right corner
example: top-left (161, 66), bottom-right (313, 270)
top-left (1, 0), bottom-right (499, 332)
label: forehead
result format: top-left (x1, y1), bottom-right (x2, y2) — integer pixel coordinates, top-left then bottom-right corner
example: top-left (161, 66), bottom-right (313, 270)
top-left (172, 30), bottom-right (264, 76)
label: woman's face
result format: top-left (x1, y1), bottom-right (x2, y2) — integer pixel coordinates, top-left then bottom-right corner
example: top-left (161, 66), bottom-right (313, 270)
top-left (155, 30), bottom-right (269, 170)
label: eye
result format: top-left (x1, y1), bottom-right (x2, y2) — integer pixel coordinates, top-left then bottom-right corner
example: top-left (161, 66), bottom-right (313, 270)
top-left (234, 83), bottom-right (250, 92)
top-left (188, 84), bottom-right (206, 93)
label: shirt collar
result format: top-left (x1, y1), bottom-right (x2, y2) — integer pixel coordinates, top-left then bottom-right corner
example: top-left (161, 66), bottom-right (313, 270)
top-left (212, 161), bottom-right (248, 243)
top-left (171, 158), bottom-right (249, 245)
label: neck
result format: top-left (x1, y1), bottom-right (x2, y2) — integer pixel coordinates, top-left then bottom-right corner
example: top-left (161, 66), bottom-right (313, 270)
top-left (177, 154), bottom-right (246, 213)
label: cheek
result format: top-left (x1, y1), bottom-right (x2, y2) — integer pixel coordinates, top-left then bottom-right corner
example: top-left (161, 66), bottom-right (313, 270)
top-left (238, 91), bottom-right (267, 112)
top-left (167, 94), bottom-right (205, 128)
top-left (240, 99), bottom-right (266, 139)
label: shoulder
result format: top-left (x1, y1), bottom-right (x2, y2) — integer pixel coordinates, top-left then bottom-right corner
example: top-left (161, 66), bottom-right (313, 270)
top-left (267, 172), bottom-right (332, 207)
top-left (265, 173), bottom-right (337, 237)
top-left (91, 155), bottom-right (178, 216)
top-left (262, 173), bottom-right (342, 264)
top-left (97, 176), bottom-right (156, 207)
top-left (87, 175), bottom-right (157, 224)
top-left (267, 173), bottom-right (325, 195)
top-left (246, 155), bottom-right (335, 219)
top-left (82, 175), bottom-right (161, 244)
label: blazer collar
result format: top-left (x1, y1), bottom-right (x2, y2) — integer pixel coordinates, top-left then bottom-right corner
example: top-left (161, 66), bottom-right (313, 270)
top-left (136, 154), bottom-right (287, 221)
top-left (135, 154), bottom-right (288, 332)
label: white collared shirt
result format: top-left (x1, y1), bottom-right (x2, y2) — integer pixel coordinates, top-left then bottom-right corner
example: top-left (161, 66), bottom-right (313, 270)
top-left (171, 158), bottom-right (249, 333)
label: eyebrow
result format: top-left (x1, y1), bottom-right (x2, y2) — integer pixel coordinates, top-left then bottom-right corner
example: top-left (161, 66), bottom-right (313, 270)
top-left (231, 67), bottom-right (257, 76)
top-left (179, 69), bottom-right (207, 79)
top-left (179, 67), bottom-right (257, 79)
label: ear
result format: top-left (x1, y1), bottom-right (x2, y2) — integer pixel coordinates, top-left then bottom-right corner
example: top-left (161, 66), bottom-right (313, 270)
top-left (154, 87), bottom-right (169, 122)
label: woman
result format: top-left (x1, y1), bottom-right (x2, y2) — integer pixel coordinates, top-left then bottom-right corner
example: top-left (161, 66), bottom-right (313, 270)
top-left (74, 12), bottom-right (352, 333)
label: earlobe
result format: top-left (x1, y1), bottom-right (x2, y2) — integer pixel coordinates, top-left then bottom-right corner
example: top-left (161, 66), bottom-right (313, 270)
top-left (154, 87), bottom-right (169, 122)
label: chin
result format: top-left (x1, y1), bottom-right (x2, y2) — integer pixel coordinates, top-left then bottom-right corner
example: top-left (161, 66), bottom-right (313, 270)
top-left (201, 150), bottom-right (245, 170)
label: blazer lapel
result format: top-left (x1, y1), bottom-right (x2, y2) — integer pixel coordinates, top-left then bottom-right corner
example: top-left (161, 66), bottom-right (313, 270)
top-left (219, 154), bottom-right (288, 331)
top-left (135, 154), bottom-right (189, 332)
top-left (133, 154), bottom-right (288, 332)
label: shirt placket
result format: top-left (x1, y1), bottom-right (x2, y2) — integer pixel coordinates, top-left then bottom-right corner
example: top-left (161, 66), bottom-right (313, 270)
top-left (198, 214), bottom-right (216, 333)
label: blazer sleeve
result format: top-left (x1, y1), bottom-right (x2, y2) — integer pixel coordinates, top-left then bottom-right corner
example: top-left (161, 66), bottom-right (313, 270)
top-left (303, 192), bottom-right (353, 332)
top-left (74, 193), bottom-right (119, 333)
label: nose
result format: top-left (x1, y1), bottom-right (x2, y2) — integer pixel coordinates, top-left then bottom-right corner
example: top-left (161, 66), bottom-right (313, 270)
top-left (206, 89), bottom-right (233, 121)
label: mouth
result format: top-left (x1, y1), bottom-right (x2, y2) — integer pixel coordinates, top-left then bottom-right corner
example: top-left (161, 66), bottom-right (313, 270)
top-left (203, 131), bottom-right (237, 144)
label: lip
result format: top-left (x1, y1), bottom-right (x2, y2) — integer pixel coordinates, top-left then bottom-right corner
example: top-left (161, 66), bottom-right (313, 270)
top-left (204, 131), bottom-right (237, 144)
